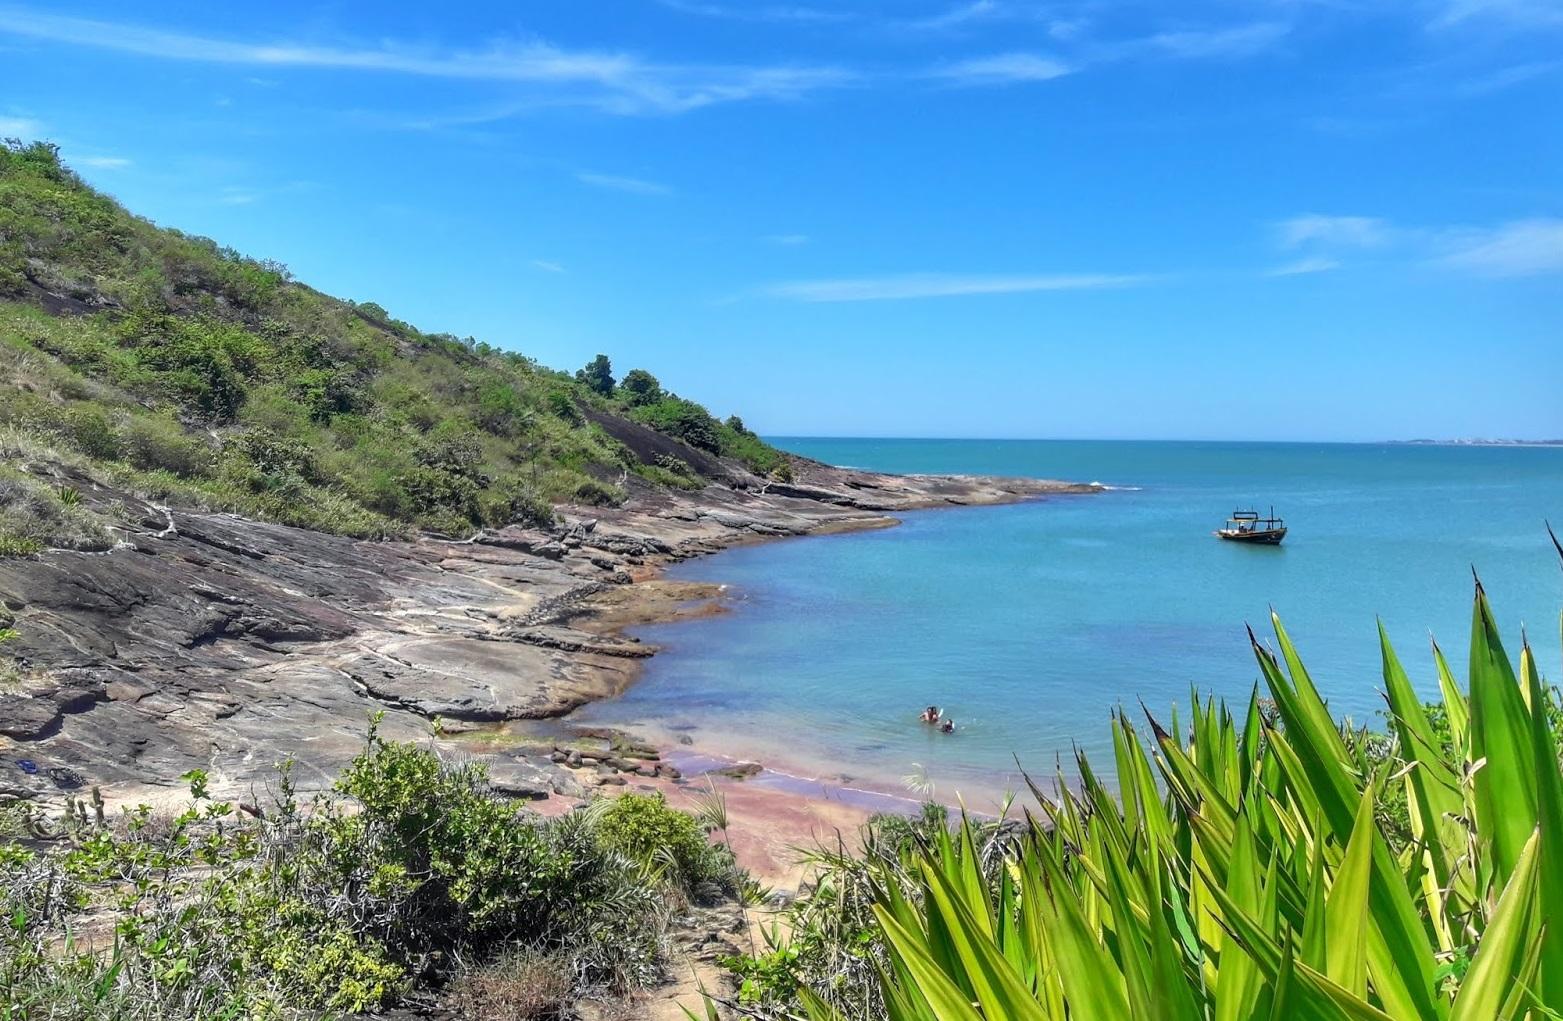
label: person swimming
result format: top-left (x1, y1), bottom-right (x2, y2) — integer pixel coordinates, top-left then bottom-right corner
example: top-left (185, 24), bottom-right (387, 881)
top-left (920, 705), bottom-right (941, 724)
top-left (940, 718), bottom-right (955, 734)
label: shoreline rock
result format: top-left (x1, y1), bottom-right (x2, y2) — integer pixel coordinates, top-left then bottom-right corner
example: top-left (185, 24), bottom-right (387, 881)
top-left (0, 457), bottom-right (1098, 809)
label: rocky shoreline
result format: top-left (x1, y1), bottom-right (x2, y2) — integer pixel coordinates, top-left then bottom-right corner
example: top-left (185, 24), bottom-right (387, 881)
top-left (0, 455), bottom-right (1096, 814)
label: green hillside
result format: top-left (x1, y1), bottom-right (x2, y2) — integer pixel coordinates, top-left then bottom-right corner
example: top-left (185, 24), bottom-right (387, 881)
top-left (0, 139), bottom-right (788, 550)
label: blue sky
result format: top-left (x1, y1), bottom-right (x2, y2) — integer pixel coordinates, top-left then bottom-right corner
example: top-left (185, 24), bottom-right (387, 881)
top-left (2, 1), bottom-right (1560, 441)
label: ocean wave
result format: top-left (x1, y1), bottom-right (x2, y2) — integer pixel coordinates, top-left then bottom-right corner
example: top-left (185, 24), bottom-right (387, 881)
top-left (1090, 482), bottom-right (1144, 491)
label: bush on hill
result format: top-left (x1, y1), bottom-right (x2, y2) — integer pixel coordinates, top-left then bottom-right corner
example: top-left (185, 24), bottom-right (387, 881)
top-left (618, 367), bottom-right (664, 407)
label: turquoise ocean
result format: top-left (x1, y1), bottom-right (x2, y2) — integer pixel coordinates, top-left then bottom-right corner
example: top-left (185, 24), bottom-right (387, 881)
top-left (573, 440), bottom-right (1563, 807)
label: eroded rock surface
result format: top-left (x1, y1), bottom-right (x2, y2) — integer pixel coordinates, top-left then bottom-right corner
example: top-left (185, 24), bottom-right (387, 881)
top-left (0, 456), bottom-right (1095, 805)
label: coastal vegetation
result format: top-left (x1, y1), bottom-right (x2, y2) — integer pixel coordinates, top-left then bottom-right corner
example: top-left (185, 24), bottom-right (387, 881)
top-left (0, 719), bottom-right (748, 1018)
top-left (0, 139), bottom-right (788, 551)
top-left (718, 571), bottom-right (1563, 1021)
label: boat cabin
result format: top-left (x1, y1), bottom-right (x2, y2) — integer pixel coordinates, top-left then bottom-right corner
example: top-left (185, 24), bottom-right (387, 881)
top-left (1215, 507), bottom-right (1287, 545)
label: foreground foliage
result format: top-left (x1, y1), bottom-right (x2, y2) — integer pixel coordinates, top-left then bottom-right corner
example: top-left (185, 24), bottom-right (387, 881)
top-left (0, 723), bottom-right (740, 1018)
top-left (0, 139), bottom-right (788, 550)
top-left (729, 568), bottom-right (1563, 1021)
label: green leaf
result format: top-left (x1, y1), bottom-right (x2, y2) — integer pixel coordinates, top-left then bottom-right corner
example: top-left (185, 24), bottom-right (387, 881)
top-left (1450, 828), bottom-right (1540, 1021)
top-left (872, 903), bottom-right (990, 1021)
top-left (1380, 622), bottom-right (1463, 892)
top-left (1523, 640), bottom-right (1563, 1013)
top-left (1325, 783), bottom-right (1375, 998)
top-left (1467, 580), bottom-right (1538, 888)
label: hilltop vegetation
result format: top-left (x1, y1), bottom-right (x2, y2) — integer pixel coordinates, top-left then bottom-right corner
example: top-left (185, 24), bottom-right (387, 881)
top-left (0, 139), bottom-right (788, 547)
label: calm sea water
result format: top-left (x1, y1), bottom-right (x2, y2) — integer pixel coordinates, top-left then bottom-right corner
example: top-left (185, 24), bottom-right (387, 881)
top-left (574, 440), bottom-right (1563, 807)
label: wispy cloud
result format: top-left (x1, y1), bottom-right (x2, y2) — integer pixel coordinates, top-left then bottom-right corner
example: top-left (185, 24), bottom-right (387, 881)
top-left (762, 233), bottom-right (810, 246)
top-left (931, 52), bottom-right (1072, 85)
top-left (765, 271), bottom-right (1149, 302)
top-left (576, 171), bottom-right (672, 196)
top-left (0, 7), bottom-right (855, 116)
top-left (1266, 256), bottom-right (1341, 277)
top-left (529, 258), bottom-right (566, 273)
top-left (0, 115), bottom-right (41, 137)
top-left (1278, 214), bottom-right (1394, 249)
top-left (1458, 59), bottom-right (1563, 94)
top-left (656, 0), bottom-right (853, 24)
top-left (1139, 22), bottom-right (1291, 60)
top-left (1436, 218), bottom-right (1563, 276)
top-left (904, 1), bottom-right (1006, 32)
top-left (1432, 0), bottom-right (1563, 29)
top-left (218, 186), bottom-right (260, 206)
top-left (1275, 213), bottom-right (1563, 277)
top-left (77, 155), bottom-right (132, 169)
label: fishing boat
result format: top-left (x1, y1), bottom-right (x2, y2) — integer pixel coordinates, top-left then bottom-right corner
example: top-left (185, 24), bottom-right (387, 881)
top-left (1215, 507), bottom-right (1287, 545)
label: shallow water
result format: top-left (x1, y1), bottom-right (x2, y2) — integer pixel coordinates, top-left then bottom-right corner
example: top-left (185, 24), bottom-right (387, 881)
top-left (573, 440), bottom-right (1563, 807)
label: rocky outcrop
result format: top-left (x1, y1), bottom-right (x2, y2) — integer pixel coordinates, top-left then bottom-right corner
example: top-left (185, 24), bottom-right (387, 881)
top-left (0, 460), bottom-right (1096, 807)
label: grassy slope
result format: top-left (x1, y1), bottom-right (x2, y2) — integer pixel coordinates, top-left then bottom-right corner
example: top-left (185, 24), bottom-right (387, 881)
top-left (0, 140), bottom-right (788, 549)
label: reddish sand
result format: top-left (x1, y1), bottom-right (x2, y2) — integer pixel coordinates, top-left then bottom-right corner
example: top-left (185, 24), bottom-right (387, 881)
top-left (531, 768), bottom-right (877, 888)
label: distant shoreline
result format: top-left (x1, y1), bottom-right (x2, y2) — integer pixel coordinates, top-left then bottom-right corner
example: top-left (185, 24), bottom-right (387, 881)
top-left (769, 435), bottom-right (1563, 448)
top-left (1387, 438), bottom-right (1563, 447)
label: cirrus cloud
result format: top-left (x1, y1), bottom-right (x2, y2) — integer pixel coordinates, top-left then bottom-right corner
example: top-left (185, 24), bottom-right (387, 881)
top-left (1437, 218), bottom-right (1563, 276)
top-left (765, 271), bottom-right (1150, 302)
top-left (576, 171), bottom-right (672, 196)
top-left (931, 52), bottom-right (1072, 85)
top-left (0, 6), bottom-right (856, 116)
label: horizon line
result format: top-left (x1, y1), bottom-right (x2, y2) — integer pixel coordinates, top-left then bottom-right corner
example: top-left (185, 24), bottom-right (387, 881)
top-left (763, 435), bottom-right (1563, 446)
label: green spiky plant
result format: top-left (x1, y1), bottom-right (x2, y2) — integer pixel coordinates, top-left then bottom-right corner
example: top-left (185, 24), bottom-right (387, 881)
top-left (730, 551), bottom-right (1562, 1021)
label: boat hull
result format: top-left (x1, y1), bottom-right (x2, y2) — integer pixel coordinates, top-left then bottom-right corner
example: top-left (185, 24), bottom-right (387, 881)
top-left (1215, 528), bottom-right (1286, 545)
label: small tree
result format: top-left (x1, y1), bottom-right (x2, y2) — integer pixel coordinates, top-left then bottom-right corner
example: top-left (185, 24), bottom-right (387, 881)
top-left (724, 415), bottom-right (749, 436)
top-left (618, 368), bottom-right (663, 407)
top-left (575, 354), bottom-right (614, 397)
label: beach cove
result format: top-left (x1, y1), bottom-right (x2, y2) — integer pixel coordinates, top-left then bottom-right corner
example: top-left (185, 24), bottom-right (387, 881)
top-left (573, 438), bottom-right (1563, 807)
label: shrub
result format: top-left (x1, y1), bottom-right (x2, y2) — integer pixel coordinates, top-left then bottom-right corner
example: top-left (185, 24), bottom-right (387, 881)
top-left (122, 414), bottom-right (213, 476)
top-left (476, 381), bottom-right (531, 437)
top-left (594, 792), bottom-right (733, 894)
top-left (717, 420), bottom-right (789, 477)
top-left (634, 462), bottom-right (703, 491)
top-left (618, 368), bottom-right (663, 407)
top-left (479, 478), bottom-right (554, 529)
top-left (121, 313), bottom-right (265, 419)
top-left (572, 478), bottom-right (623, 507)
top-left (0, 471), bottom-right (113, 552)
top-left (225, 428), bottom-right (317, 482)
top-left (0, 728), bottom-right (676, 1017)
top-left (546, 389), bottom-right (582, 425)
top-left (289, 366), bottom-right (364, 422)
top-left (633, 398), bottom-right (721, 454)
top-left (62, 406), bottom-right (121, 460)
top-left (575, 354), bottom-right (614, 397)
top-left (0, 534), bottom-right (43, 557)
top-left (655, 453), bottom-right (696, 479)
